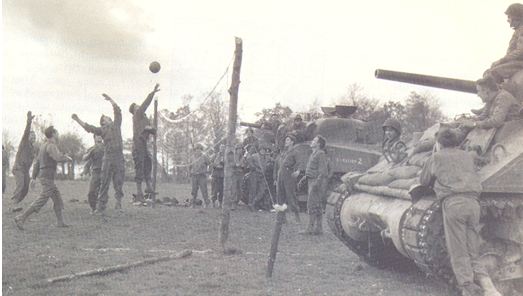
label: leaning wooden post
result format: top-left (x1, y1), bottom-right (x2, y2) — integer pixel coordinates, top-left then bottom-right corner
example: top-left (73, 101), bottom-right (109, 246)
top-left (151, 98), bottom-right (158, 207)
top-left (267, 209), bottom-right (286, 278)
top-left (219, 37), bottom-right (242, 252)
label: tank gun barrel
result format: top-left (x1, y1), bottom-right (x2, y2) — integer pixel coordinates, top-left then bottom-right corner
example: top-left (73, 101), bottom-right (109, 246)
top-left (239, 121), bottom-right (263, 129)
top-left (375, 69), bottom-right (477, 94)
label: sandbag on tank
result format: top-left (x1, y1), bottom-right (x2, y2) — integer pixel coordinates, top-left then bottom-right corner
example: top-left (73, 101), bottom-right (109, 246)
top-left (388, 177), bottom-right (418, 190)
top-left (357, 171), bottom-right (395, 186)
top-left (388, 165), bottom-right (420, 179)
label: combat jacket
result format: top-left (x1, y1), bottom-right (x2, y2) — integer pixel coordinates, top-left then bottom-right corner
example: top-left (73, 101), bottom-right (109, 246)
top-left (274, 149), bottom-right (299, 180)
top-left (83, 144), bottom-right (104, 172)
top-left (420, 148), bottom-right (482, 200)
top-left (476, 89), bottom-right (521, 129)
top-left (499, 25), bottom-right (523, 64)
top-left (190, 152), bottom-right (209, 175)
top-left (132, 91), bottom-right (155, 150)
top-left (32, 139), bottom-right (68, 180)
top-left (247, 153), bottom-right (265, 174)
top-left (13, 119), bottom-right (35, 171)
top-left (82, 104), bottom-right (123, 156)
top-left (211, 153), bottom-right (224, 178)
top-left (305, 149), bottom-right (328, 179)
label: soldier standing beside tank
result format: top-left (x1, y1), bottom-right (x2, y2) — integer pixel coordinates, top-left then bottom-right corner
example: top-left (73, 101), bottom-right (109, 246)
top-left (211, 144), bottom-right (225, 208)
top-left (14, 126), bottom-right (72, 230)
top-left (72, 93), bottom-right (125, 214)
top-left (190, 144), bottom-right (210, 208)
top-left (289, 114), bottom-right (307, 143)
top-left (10, 111), bottom-right (37, 211)
top-left (274, 134), bottom-right (301, 223)
top-left (420, 129), bottom-right (501, 296)
top-left (299, 135), bottom-right (329, 235)
top-left (129, 84), bottom-right (160, 202)
top-left (485, 3), bottom-right (523, 83)
top-left (82, 135), bottom-right (104, 213)
top-left (246, 144), bottom-right (268, 211)
top-left (242, 128), bottom-right (259, 151)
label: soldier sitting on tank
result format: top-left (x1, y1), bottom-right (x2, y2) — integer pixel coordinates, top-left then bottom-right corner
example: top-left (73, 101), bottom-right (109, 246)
top-left (381, 118), bottom-right (407, 164)
top-left (460, 75), bottom-right (521, 131)
top-left (288, 114), bottom-right (307, 143)
top-left (419, 128), bottom-right (502, 296)
top-left (485, 3), bottom-right (523, 84)
top-left (242, 128), bottom-right (259, 151)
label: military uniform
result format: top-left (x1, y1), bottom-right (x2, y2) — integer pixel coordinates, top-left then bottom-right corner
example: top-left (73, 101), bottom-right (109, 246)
top-left (190, 150), bottom-right (210, 206)
top-left (79, 103), bottom-right (125, 211)
top-left (83, 144), bottom-right (104, 211)
top-left (246, 152), bottom-right (267, 210)
top-left (11, 118), bottom-right (36, 203)
top-left (242, 135), bottom-right (259, 151)
top-left (488, 24), bottom-right (523, 81)
top-left (2, 146), bottom-right (8, 194)
top-left (305, 149), bottom-right (329, 216)
top-left (21, 139), bottom-right (68, 225)
top-left (473, 89), bottom-right (521, 129)
top-left (131, 91), bottom-right (156, 188)
top-left (420, 148), bottom-right (488, 288)
top-left (211, 152), bottom-right (224, 206)
top-left (231, 147), bottom-right (245, 205)
top-left (274, 148), bottom-right (299, 215)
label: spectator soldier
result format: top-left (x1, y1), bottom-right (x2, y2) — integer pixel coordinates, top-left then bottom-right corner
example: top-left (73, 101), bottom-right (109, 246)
top-left (274, 134), bottom-right (301, 223)
top-left (82, 135), bottom-right (104, 213)
top-left (190, 144), bottom-right (210, 208)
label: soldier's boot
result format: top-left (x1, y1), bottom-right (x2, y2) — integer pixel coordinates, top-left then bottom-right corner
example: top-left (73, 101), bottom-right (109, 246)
top-left (115, 199), bottom-right (122, 211)
top-left (477, 276), bottom-right (502, 296)
top-left (299, 214), bottom-right (315, 235)
top-left (14, 207), bottom-right (36, 230)
top-left (313, 213), bottom-right (323, 235)
top-left (54, 208), bottom-right (69, 228)
top-left (135, 182), bottom-right (144, 201)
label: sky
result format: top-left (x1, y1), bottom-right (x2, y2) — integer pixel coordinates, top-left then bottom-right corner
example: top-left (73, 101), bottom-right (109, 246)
top-left (1, 0), bottom-right (517, 145)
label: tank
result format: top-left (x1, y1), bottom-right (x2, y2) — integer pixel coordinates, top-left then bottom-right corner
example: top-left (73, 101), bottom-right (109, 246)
top-left (327, 70), bottom-right (523, 294)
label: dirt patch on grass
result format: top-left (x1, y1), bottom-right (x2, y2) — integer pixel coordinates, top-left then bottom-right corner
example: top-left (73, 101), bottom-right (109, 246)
top-left (2, 179), bottom-right (449, 295)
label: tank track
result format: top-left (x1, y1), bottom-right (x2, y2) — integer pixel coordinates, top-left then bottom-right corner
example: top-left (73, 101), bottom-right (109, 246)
top-left (326, 186), bottom-right (413, 269)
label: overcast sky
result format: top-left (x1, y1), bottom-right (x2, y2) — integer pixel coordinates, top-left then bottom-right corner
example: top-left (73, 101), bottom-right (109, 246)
top-left (1, 0), bottom-right (516, 145)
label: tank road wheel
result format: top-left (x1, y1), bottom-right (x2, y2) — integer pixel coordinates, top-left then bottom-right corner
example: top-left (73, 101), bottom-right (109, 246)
top-left (400, 199), bottom-right (455, 284)
top-left (326, 188), bottom-right (414, 270)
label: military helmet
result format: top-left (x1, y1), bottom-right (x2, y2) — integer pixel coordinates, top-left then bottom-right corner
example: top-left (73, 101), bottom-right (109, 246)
top-left (294, 114), bottom-right (302, 121)
top-left (382, 118), bottom-right (402, 134)
top-left (506, 3), bottom-right (523, 19)
top-left (194, 143), bottom-right (204, 150)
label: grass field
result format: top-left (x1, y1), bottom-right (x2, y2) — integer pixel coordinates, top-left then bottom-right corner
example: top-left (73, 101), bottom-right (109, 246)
top-left (2, 178), bottom-right (449, 296)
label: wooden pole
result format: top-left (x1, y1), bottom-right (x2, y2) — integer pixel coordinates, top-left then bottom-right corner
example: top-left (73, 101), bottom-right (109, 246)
top-left (41, 249), bottom-right (192, 286)
top-left (266, 210), bottom-right (286, 278)
top-left (151, 98), bottom-right (158, 207)
top-left (219, 37), bottom-right (242, 252)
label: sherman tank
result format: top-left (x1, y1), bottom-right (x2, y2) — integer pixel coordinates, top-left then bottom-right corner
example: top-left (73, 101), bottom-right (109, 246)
top-left (326, 70), bottom-right (523, 295)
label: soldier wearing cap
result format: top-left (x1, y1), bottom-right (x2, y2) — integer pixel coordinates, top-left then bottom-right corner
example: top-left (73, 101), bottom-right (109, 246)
top-left (273, 134), bottom-right (301, 222)
top-left (190, 144), bottom-right (210, 208)
top-left (420, 128), bottom-right (501, 296)
top-left (485, 3), bottom-right (523, 83)
top-left (72, 93), bottom-right (125, 214)
top-left (10, 111), bottom-right (37, 210)
top-left (129, 84), bottom-right (160, 202)
top-left (14, 126), bottom-right (72, 230)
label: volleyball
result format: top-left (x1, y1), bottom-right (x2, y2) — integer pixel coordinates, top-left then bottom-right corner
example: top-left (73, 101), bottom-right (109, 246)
top-left (149, 61), bottom-right (161, 73)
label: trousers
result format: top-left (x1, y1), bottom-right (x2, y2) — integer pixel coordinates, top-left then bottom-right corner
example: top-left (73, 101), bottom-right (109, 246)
top-left (11, 168), bottom-right (31, 203)
top-left (27, 177), bottom-right (64, 213)
top-left (97, 154), bottom-right (125, 211)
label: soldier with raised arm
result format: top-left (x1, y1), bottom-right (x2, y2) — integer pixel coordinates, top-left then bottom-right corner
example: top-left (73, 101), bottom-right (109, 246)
top-left (72, 93), bottom-right (125, 214)
top-left (14, 126), bottom-right (72, 230)
top-left (129, 84), bottom-right (160, 202)
top-left (10, 111), bottom-right (37, 210)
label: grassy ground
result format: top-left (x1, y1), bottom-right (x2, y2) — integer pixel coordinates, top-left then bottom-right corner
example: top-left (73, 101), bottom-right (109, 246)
top-left (2, 178), bottom-right (449, 296)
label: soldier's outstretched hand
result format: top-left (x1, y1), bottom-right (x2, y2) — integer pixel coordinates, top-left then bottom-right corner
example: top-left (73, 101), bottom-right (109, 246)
top-left (152, 83), bottom-right (161, 94)
top-left (27, 111), bottom-right (35, 122)
top-left (102, 93), bottom-right (112, 101)
top-left (71, 114), bottom-right (79, 121)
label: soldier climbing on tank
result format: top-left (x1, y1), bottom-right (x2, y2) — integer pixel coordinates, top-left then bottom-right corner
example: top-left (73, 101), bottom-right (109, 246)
top-left (382, 118), bottom-right (407, 164)
top-left (419, 128), bottom-right (502, 296)
top-left (72, 93), bottom-right (125, 215)
top-left (485, 3), bottom-right (523, 84)
top-left (129, 84), bottom-right (160, 203)
top-left (273, 134), bottom-right (301, 223)
top-left (299, 135), bottom-right (329, 235)
top-left (10, 111), bottom-right (37, 212)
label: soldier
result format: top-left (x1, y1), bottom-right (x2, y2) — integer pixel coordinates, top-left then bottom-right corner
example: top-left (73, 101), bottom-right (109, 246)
top-left (14, 126), bottom-right (72, 230)
top-left (211, 144), bottom-right (225, 208)
top-left (245, 144), bottom-right (268, 211)
top-left (82, 135), bottom-right (104, 213)
top-left (231, 143), bottom-right (245, 209)
top-left (299, 135), bottom-right (329, 235)
top-left (129, 84), bottom-right (160, 202)
top-left (72, 93), bottom-right (125, 214)
top-left (420, 128), bottom-right (501, 296)
top-left (190, 144), bottom-right (210, 208)
top-left (485, 3), bottom-right (523, 83)
top-left (273, 134), bottom-right (301, 222)
top-left (9, 112), bottom-right (37, 211)
top-left (461, 75), bottom-right (521, 130)
top-left (2, 145), bottom-right (8, 194)
top-left (382, 118), bottom-right (407, 163)
top-left (289, 114), bottom-right (307, 143)
top-left (242, 128), bottom-right (259, 151)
